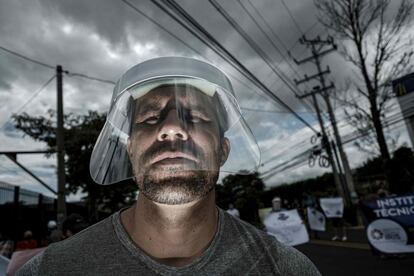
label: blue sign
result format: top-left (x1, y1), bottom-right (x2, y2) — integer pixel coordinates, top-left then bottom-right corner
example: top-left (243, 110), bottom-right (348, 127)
top-left (392, 72), bottom-right (414, 97)
top-left (360, 194), bottom-right (414, 253)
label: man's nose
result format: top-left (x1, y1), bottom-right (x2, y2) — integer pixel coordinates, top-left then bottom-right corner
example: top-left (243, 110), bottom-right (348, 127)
top-left (157, 109), bottom-right (189, 142)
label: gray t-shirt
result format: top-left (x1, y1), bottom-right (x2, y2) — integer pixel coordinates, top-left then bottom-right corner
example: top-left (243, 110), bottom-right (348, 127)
top-left (17, 208), bottom-right (320, 275)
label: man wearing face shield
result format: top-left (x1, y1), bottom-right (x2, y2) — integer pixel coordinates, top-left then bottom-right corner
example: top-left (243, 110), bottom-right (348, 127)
top-left (17, 57), bottom-right (319, 275)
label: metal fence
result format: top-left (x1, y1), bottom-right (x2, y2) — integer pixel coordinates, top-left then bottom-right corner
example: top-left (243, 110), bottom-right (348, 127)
top-left (0, 181), bottom-right (57, 243)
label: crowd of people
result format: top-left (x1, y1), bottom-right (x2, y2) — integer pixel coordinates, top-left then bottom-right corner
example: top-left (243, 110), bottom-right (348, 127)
top-left (0, 213), bottom-right (89, 274)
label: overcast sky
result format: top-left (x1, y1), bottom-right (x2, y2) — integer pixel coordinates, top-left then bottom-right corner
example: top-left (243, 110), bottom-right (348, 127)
top-left (0, 0), bottom-right (412, 200)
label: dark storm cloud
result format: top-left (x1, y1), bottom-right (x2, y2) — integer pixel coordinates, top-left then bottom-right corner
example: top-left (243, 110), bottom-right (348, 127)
top-left (172, 0), bottom-right (319, 113)
top-left (1, 0), bottom-right (410, 191)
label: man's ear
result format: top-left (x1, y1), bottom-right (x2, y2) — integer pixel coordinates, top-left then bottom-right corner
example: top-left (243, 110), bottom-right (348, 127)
top-left (220, 137), bottom-right (230, 166)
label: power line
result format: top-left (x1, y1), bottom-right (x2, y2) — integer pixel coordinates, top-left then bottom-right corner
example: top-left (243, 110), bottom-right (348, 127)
top-left (236, 0), bottom-right (298, 77)
top-left (132, 0), bottom-right (318, 133)
top-left (120, 0), bottom-right (265, 102)
top-left (236, 0), bottom-right (317, 116)
top-left (288, 20), bottom-right (319, 52)
top-left (243, 0), bottom-right (327, 119)
top-left (241, 107), bottom-right (316, 114)
top-left (279, 0), bottom-right (304, 35)
top-left (0, 45), bottom-right (55, 69)
top-left (246, 0), bottom-right (318, 55)
top-left (121, 0), bottom-right (201, 55)
top-left (261, 137), bottom-right (311, 165)
top-left (262, 150), bottom-right (310, 179)
top-left (146, 0), bottom-right (318, 133)
top-left (262, 110), bottom-right (411, 178)
top-left (121, 0), bottom-right (317, 129)
top-left (0, 74), bottom-right (56, 130)
top-left (261, 106), bottom-right (410, 180)
top-left (208, 0), bottom-right (302, 99)
top-left (245, 0), bottom-right (289, 52)
top-left (0, 45), bottom-right (115, 85)
top-left (67, 73), bottom-right (116, 85)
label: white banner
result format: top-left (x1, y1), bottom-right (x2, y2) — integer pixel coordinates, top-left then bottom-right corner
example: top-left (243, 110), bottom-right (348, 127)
top-left (307, 207), bottom-right (326, 231)
top-left (263, 209), bottom-right (309, 246)
top-left (320, 197), bottom-right (344, 218)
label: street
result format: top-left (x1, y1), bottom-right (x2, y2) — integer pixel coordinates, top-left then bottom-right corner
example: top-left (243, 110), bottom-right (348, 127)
top-left (296, 241), bottom-right (414, 276)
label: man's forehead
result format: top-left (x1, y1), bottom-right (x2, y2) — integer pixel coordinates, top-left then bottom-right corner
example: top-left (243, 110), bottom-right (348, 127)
top-left (135, 84), bottom-right (215, 110)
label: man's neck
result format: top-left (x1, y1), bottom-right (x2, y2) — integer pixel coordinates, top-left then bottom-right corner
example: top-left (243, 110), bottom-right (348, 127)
top-left (121, 191), bottom-right (218, 267)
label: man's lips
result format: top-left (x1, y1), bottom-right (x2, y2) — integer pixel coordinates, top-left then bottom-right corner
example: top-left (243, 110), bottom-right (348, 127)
top-left (150, 151), bottom-right (199, 165)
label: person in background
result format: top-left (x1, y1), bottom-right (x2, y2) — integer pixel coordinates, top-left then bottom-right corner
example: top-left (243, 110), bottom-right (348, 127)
top-left (7, 215), bottom-right (90, 275)
top-left (47, 221), bottom-right (62, 244)
top-left (226, 203), bottom-right (240, 218)
top-left (15, 231), bottom-right (37, 251)
top-left (62, 214), bottom-right (89, 239)
top-left (271, 196), bottom-right (285, 212)
top-left (0, 234), bottom-right (14, 259)
top-left (330, 214), bottom-right (347, 242)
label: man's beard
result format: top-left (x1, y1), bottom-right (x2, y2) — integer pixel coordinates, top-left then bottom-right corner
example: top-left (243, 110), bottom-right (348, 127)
top-left (138, 168), bottom-right (218, 205)
top-left (132, 139), bottom-right (220, 205)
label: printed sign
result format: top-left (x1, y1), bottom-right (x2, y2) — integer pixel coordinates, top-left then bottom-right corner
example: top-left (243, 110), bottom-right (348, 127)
top-left (360, 194), bottom-right (414, 253)
top-left (307, 207), bottom-right (326, 231)
top-left (263, 209), bottom-right (309, 246)
top-left (320, 197), bottom-right (344, 218)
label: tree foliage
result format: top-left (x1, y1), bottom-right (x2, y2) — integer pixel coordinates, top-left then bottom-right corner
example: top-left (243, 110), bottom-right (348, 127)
top-left (264, 146), bottom-right (414, 206)
top-left (388, 146), bottom-right (414, 194)
top-left (13, 110), bottom-right (137, 222)
top-left (216, 172), bottom-right (264, 228)
top-left (315, 0), bottom-right (413, 159)
top-left (262, 173), bottom-right (336, 207)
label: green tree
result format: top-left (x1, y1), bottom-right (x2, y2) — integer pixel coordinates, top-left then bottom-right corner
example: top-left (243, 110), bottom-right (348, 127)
top-left (216, 172), bottom-right (264, 228)
top-left (262, 173), bottom-right (335, 207)
top-left (13, 110), bottom-right (137, 222)
top-left (388, 146), bottom-right (414, 194)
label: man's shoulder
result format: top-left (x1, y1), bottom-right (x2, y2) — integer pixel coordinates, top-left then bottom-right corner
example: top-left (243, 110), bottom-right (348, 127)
top-left (273, 240), bottom-right (321, 275)
top-left (221, 211), bottom-right (320, 275)
top-left (46, 216), bottom-right (114, 253)
top-left (16, 217), bottom-right (114, 275)
top-left (221, 210), bottom-right (275, 244)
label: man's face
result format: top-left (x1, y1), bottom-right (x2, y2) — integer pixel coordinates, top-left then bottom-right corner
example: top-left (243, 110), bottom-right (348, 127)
top-left (127, 84), bottom-right (229, 205)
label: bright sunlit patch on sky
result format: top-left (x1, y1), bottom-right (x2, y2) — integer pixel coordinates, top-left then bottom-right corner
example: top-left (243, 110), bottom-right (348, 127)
top-left (133, 42), bottom-right (155, 57)
top-left (62, 23), bottom-right (73, 35)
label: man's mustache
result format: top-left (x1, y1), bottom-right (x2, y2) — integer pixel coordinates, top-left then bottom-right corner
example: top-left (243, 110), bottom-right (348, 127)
top-left (143, 139), bottom-right (204, 164)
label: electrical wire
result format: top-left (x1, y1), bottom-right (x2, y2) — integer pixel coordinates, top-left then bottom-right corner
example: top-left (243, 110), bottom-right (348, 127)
top-left (148, 0), bottom-right (319, 133)
top-left (241, 107), bottom-right (316, 114)
top-left (236, 0), bottom-right (318, 116)
top-left (121, 0), bottom-right (319, 133)
top-left (208, 0), bottom-right (303, 99)
top-left (0, 74), bottom-right (56, 130)
top-left (261, 109), bottom-right (411, 179)
top-left (0, 45), bottom-right (55, 70)
top-left (67, 73), bottom-right (116, 85)
top-left (236, 0), bottom-right (300, 79)
top-left (120, 0), bottom-right (268, 104)
top-left (0, 45), bottom-right (115, 85)
top-left (279, 0), bottom-right (304, 35)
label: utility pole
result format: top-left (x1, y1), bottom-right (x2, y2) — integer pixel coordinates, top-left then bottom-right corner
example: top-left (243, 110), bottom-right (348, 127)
top-left (56, 65), bottom-right (66, 228)
top-left (296, 85), bottom-right (346, 202)
top-left (292, 35), bottom-right (356, 206)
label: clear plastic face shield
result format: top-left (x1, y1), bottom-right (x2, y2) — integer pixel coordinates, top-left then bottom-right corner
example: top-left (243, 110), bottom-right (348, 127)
top-left (90, 58), bottom-right (260, 199)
